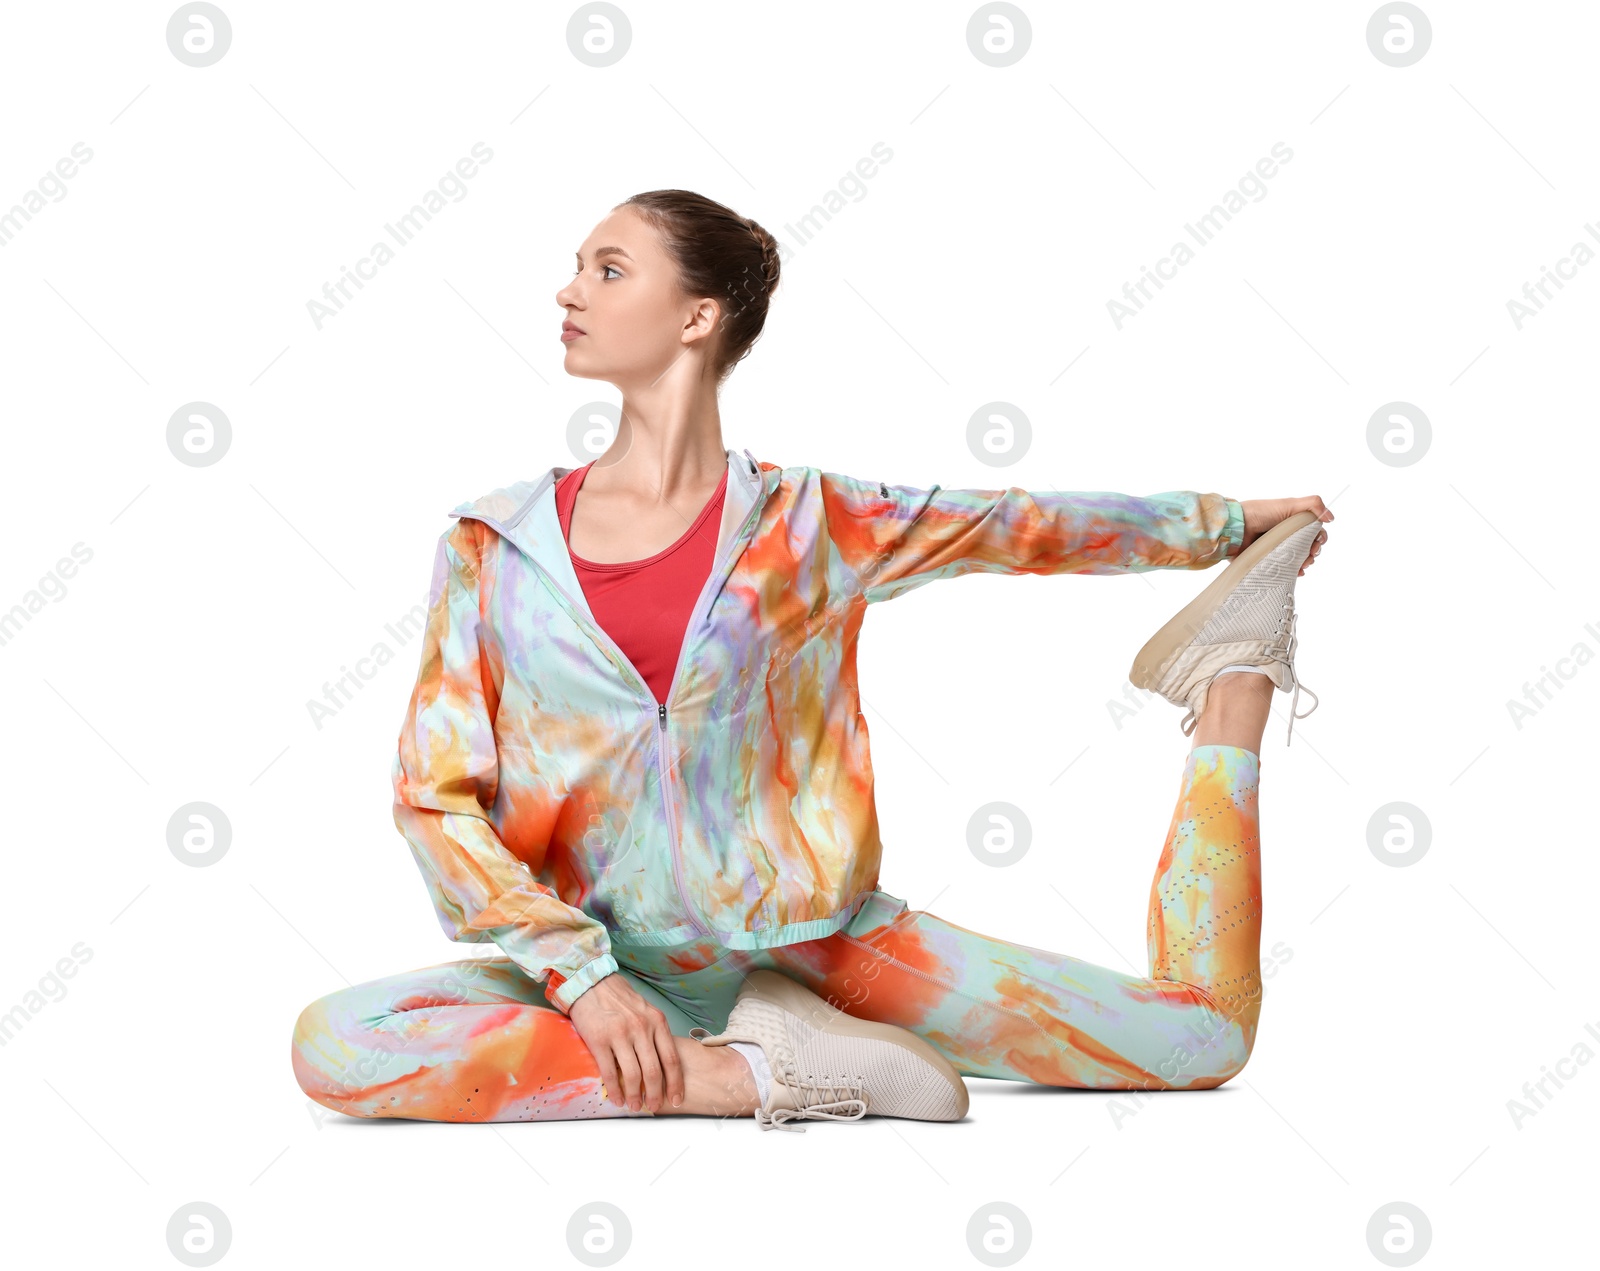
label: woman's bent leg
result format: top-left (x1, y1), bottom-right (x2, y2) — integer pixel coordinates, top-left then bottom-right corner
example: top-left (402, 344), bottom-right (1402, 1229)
top-left (763, 744), bottom-right (1263, 1091)
top-left (290, 956), bottom-right (696, 1123)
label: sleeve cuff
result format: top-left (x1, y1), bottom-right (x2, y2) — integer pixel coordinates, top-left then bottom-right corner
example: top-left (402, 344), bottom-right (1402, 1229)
top-left (1223, 498), bottom-right (1246, 558)
top-left (546, 953), bottom-right (619, 1015)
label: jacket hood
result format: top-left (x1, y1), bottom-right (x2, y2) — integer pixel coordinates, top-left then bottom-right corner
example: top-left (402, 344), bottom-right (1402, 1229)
top-left (446, 445), bottom-right (778, 632)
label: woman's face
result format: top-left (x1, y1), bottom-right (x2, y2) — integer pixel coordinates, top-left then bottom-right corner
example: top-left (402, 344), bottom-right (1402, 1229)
top-left (556, 206), bottom-right (714, 386)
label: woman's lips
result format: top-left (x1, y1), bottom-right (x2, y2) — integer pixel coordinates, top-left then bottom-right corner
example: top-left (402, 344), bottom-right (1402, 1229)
top-left (561, 328), bottom-right (585, 342)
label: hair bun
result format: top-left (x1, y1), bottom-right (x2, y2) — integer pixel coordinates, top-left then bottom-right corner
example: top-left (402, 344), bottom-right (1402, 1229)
top-left (743, 217), bottom-right (780, 289)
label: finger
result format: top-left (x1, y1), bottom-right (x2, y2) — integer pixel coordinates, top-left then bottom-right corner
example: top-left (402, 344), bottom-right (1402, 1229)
top-left (634, 1032), bottom-right (665, 1113)
top-left (593, 1045), bottom-right (622, 1107)
top-left (657, 1019), bottom-right (686, 1109)
top-left (613, 1040), bottom-right (644, 1112)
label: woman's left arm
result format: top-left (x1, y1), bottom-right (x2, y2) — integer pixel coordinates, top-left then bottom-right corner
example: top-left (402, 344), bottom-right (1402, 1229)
top-left (818, 469), bottom-right (1246, 605)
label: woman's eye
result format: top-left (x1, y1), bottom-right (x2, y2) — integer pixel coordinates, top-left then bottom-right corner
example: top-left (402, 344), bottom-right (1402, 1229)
top-left (573, 265), bottom-right (622, 279)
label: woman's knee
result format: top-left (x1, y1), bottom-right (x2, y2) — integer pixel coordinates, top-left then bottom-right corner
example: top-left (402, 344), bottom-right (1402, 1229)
top-left (1191, 1040), bottom-right (1255, 1089)
top-left (1150, 988), bottom-right (1259, 1089)
top-left (290, 989), bottom-right (386, 1115)
top-left (1186, 1017), bottom-right (1258, 1088)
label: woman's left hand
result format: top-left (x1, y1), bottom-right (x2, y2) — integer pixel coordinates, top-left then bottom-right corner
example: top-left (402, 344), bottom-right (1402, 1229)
top-left (1236, 497), bottom-right (1334, 575)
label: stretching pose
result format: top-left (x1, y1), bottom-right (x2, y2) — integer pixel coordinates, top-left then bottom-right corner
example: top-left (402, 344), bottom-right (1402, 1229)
top-left (291, 190), bottom-right (1332, 1132)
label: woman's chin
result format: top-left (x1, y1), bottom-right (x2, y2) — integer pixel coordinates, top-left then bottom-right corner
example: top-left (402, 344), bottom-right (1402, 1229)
top-left (561, 351), bottom-right (601, 378)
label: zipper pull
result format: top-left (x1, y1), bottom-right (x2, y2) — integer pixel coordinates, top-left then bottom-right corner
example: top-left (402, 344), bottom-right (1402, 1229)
top-left (658, 702), bottom-right (667, 729)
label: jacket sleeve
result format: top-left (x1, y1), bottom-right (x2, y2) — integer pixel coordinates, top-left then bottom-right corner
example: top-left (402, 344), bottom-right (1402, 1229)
top-left (817, 470), bottom-right (1245, 605)
top-left (391, 520), bottom-right (618, 1016)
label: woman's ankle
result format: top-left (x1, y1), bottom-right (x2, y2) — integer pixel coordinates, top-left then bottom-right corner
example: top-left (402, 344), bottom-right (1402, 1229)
top-left (1191, 670), bottom-right (1272, 752)
top-left (669, 1036), bottom-right (761, 1117)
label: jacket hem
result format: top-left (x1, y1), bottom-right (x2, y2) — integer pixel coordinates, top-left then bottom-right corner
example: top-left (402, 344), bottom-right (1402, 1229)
top-left (604, 889), bottom-right (875, 951)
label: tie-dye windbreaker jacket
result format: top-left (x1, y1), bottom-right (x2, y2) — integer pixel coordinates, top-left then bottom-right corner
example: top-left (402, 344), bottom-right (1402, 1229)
top-left (392, 447), bottom-right (1244, 1014)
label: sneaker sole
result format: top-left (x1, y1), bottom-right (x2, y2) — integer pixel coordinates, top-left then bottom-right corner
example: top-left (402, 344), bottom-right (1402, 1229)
top-left (1128, 509), bottom-right (1321, 690)
top-left (741, 969), bottom-right (970, 1121)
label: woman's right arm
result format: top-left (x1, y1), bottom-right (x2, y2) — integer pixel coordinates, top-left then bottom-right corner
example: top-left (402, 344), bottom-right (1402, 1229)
top-left (391, 520), bottom-right (617, 1012)
top-left (392, 520), bottom-right (683, 1112)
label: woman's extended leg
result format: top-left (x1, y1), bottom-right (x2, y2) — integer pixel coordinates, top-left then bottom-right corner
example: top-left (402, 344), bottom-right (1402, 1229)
top-left (290, 955), bottom-right (755, 1122)
top-left (759, 741), bottom-right (1266, 1091)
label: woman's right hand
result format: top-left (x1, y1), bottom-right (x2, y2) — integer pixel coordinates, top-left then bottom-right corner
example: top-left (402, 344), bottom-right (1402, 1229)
top-left (567, 973), bottom-right (686, 1113)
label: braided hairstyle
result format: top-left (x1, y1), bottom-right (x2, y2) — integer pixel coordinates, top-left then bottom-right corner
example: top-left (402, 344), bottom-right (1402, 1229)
top-left (616, 189), bottom-right (782, 384)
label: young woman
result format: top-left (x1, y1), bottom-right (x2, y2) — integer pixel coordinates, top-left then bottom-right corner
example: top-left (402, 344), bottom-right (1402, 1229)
top-left (291, 190), bottom-right (1331, 1132)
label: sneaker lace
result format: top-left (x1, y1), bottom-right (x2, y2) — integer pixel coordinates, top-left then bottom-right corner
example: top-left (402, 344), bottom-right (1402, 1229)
top-left (1266, 600), bottom-right (1319, 746)
top-left (756, 1046), bottom-right (868, 1133)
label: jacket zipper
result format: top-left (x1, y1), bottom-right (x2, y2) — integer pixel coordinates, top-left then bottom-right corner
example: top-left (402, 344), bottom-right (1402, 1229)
top-left (655, 701), bottom-right (694, 933)
top-left (652, 465), bottom-right (771, 937)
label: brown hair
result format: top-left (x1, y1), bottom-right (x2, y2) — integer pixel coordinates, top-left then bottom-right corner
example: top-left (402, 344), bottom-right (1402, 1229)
top-left (616, 189), bottom-right (781, 383)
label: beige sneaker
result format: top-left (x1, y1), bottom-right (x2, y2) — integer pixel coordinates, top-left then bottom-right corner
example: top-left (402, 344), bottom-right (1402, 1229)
top-left (1128, 510), bottom-right (1324, 745)
top-left (689, 969), bottom-right (970, 1132)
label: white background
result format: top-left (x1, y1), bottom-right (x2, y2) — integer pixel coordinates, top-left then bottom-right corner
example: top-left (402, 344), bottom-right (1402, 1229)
top-left (1, 1), bottom-right (1590, 1266)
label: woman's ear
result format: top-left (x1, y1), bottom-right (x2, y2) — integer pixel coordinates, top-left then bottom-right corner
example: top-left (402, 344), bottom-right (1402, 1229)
top-left (681, 295), bottom-right (722, 347)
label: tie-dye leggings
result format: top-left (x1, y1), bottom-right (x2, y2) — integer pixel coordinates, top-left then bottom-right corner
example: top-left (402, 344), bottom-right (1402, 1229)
top-left (292, 744), bottom-right (1262, 1123)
